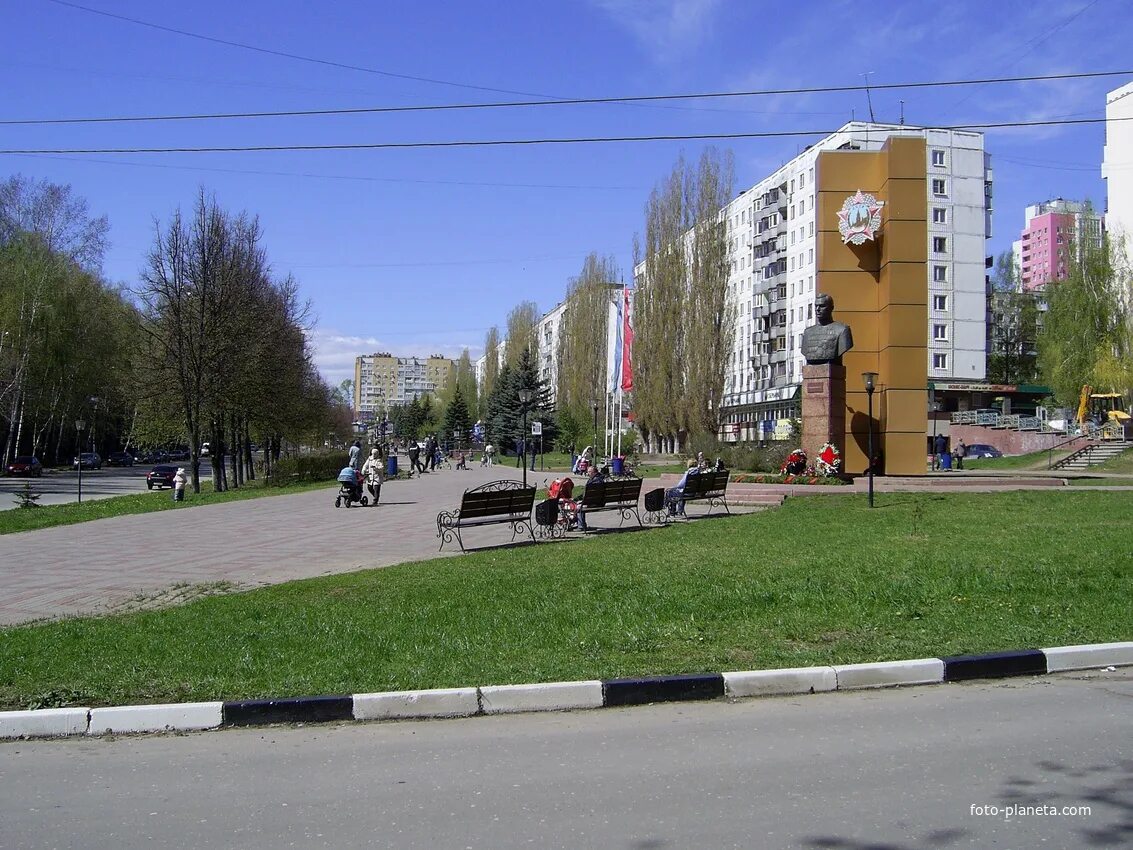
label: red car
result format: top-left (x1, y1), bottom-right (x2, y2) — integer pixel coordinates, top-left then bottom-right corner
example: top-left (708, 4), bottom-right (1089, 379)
top-left (146, 464), bottom-right (178, 489)
top-left (6, 456), bottom-right (43, 477)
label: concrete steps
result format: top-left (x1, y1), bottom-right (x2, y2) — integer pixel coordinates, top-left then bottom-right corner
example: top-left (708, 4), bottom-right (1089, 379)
top-left (1051, 441), bottom-right (1130, 471)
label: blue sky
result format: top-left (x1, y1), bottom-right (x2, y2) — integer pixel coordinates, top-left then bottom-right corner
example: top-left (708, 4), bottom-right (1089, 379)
top-left (5, 0), bottom-right (1130, 385)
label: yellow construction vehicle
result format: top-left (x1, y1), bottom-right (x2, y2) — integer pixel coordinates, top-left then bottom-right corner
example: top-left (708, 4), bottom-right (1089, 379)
top-left (1077, 386), bottom-right (1131, 437)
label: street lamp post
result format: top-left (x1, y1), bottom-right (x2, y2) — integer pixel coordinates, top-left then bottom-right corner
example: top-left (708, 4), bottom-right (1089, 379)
top-left (862, 372), bottom-right (877, 508)
top-left (75, 418), bottom-right (86, 504)
top-left (519, 389), bottom-right (532, 488)
top-left (590, 398), bottom-right (599, 464)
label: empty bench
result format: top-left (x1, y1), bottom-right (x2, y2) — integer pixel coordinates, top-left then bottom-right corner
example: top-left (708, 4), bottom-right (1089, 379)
top-left (437, 480), bottom-right (537, 552)
top-left (577, 476), bottom-right (644, 530)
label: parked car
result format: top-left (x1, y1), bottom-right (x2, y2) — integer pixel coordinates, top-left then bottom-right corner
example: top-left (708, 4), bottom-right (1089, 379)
top-left (965, 443), bottom-right (1002, 459)
top-left (6, 455), bottom-right (43, 477)
top-left (107, 451), bottom-right (135, 467)
top-left (146, 464), bottom-right (178, 489)
top-left (73, 452), bottom-right (102, 470)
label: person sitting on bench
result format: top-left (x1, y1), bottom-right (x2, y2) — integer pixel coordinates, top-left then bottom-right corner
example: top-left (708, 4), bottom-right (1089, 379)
top-left (666, 460), bottom-right (699, 517)
top-left (575, 465), bottom-right (605, 532)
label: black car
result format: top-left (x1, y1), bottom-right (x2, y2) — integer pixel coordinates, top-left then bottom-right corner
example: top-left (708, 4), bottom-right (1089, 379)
top-left (73, 452), bottom-right (102, 470)
top-left (107, 451), bottom-right (135, 467)
top-left (146, 464), bottom-right (178, 489)
top-left (965, 443), bottom-right (1002, 459)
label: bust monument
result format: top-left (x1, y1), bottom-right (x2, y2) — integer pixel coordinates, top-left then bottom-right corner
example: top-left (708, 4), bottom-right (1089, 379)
top-left (801, 294), bottom-right (854, 365)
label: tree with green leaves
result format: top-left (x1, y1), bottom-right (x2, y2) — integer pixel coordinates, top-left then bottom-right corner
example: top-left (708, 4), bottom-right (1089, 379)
top-left (484, 348), bottom-right (556, 457)
top-left (1037, 232), bottom-right (1132, 405)
top-left (987, 250), bottom-right (1040, 385)
top-left (442, 384), bottom-right (473, 449)
top-left (482, 326), bottom-right (501, 418)
top-left (632, 149), bottom-right (734, 452)
top-left (556, 254), bottom-right (618, 424)
top-left (504, 301), bottom-right (540, 369)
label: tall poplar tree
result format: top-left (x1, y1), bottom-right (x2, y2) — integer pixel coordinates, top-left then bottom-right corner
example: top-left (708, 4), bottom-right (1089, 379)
top-left (504, 301), bottom-right (540, 368)
top-left (557, 254), bottom-right (618, 420)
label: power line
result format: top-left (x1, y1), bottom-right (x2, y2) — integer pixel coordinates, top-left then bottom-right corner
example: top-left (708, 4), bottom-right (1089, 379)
top-left (5, 69), bottom-right (1132, 126)
top-left (42, 0), bottom-right (558, 101)
top-left (0, 116), bottom-right (1126, 156)
top-left (6, 152), bottom-right (644, 191)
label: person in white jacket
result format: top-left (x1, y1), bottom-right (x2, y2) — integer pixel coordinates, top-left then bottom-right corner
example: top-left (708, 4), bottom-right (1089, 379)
top-left (173, 467), bottom-right (188, 502)
top-left (361, 448), bottom-right (383, 505)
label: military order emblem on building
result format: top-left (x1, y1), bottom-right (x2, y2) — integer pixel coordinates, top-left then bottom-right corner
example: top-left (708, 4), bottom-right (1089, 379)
top-left (837, 190), bottom-right (884, 245)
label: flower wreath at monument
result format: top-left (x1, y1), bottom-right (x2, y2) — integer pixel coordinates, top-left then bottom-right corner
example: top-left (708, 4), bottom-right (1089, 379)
top-left (780, 448), bottom-right (808, 476)
top-left (815, 442), bottom-right (841, 477)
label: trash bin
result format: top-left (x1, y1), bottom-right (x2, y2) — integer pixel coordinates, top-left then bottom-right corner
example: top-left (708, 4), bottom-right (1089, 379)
top-left (940, 452), bottom-right (952, 470)
top-left (611, 456), bottom-right (625, 476)
top-left (386, 455), bottom-right (398, 477)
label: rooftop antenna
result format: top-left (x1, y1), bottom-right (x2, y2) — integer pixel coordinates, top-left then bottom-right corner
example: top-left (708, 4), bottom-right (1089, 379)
top-left (899, 99), bottom-right (905, 125)
top-left (862, 71), bottom-right (876, 123)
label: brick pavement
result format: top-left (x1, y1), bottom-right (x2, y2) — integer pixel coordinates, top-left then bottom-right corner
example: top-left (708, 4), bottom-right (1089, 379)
top-left (0, 462), bottom-right (563, 626)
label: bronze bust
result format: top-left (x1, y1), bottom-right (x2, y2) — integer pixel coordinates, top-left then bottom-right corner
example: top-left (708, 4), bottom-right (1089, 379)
top-left (801, 294), bottom-right (854, 365)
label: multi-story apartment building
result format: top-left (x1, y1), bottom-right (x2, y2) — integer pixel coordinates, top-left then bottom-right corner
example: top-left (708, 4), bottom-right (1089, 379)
top-left (1103, 81), bottom-right (1133, 251)
top-left (1012, 199), bottom-right (1103, 291)
top-left (353, 353), bottom-right (456, 420)
top-left (636, 122), bottom-right (993, 440)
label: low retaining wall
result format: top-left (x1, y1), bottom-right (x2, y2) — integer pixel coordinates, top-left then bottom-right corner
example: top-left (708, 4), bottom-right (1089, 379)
top-left (946, 425), bottom-right (1089, 457)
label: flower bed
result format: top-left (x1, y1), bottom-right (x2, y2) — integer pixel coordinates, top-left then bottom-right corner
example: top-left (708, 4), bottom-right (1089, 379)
top-left (733, 472), bottom-right (849, 486)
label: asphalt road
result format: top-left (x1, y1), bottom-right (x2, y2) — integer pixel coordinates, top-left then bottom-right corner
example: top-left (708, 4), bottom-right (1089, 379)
top-left (2, 671), bottom-right (1129, 849)
top-left (0, 466), bottom-right (152, 510)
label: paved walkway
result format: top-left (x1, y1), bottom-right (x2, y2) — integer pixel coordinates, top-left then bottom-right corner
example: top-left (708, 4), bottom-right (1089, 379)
top-left (0, 462), bottom-right (564, 626)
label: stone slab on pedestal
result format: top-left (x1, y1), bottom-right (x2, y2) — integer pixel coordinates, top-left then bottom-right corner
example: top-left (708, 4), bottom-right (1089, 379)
top-left (802, 363), bottom-right (846, 465)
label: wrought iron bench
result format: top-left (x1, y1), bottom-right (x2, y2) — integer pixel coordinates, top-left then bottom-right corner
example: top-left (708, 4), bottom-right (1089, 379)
top-left (647, 470), bottom-right (730, 521)
top-left (436, 480), bottom-right (537, 552)
top-left (577, 477), bottom-right (643, 530)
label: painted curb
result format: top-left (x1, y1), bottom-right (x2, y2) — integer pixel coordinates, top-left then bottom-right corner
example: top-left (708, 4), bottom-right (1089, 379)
top-left (480, 681), bottom-right (604, 714)
top-left (834, 658), bottom-right (945, 690)
top-left (724, 666), bottom-right (837, 698)
top-left (89, 702), bottom-right (223, 735)
top-left (353, 687), bottom-right (479, 720)
top-left (1042, 641), bottom-right (1133, 673)
top-left (0, 707), bottom-right (89, 739)
top-left (2, 642), bottom-right (1129, 740)
top-left (603, 673), bottom-right (724, 707)
top-left (943, 649), bottom-right (1046, 682)
top-left (223, 695), bottom-right (353, 726)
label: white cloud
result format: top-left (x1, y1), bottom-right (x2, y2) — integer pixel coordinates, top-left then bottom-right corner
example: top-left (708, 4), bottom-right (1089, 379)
top-left (309, 328), bottom-right (482, 387)
top-left (590, 0), bottom-right (724, 56)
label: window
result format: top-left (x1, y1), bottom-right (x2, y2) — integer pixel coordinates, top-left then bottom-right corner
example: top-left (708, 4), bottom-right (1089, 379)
top-left (808, 248), bottom-right (814, 264)
top-left (931, 149), bottom-right (946, 166)
top-left (799, 171), bottom-right (806, 188)
top-left (933, 294), bottom-right (948, 310)
top-left (933, 353), bottom-right (948, 370)
top-left (933, 324), bottom-right (948, 340)
top-left (932, 178), bottom-right (947, 196)
top-left (933, 207), bottom-right (946, 224)
top-left (933, 236), bottom-right (948, 253)
top-left (808, 222), bottom-right (814, 237)
top-left (933, 265), bottom-right (947, 282)
top-left (790, 204), bottom-right (796, 220)
top-left (790, 179), bottom-right (795, 193)
top-left (799, 199), bottom-right (806, 215)
top-left (807, 303), bottom-right (813, 319)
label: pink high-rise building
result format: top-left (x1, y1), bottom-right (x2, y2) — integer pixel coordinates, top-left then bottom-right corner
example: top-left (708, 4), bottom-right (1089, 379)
top-left (1014, 199), bottom-right (1103, 291)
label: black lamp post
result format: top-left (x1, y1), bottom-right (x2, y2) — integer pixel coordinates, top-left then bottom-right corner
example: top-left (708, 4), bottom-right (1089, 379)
top-left (590, 398), bottom-right (599, 463)
top-left (75, 418), bottom-right (86, 504)
top-left (862, 372), bottom-right (877, 508)
top-left (519, 389), bottom-right (532, 488)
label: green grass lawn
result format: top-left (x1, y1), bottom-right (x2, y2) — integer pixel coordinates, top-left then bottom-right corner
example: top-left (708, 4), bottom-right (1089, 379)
top-left (0, 478), bottom-right (337, 536)
top-left (2, 490), bottom-right (1130, 711)
top-left (962, 447), bottom-right (1065, 471)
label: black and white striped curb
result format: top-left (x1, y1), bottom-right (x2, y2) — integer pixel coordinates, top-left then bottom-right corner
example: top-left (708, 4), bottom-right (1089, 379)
top-left (3, 641), bottom-right (1129, 739)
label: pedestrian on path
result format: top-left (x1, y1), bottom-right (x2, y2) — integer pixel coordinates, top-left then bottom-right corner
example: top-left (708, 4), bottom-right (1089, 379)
top-left (349, 440), bottom-right (362, 470)
top-left (361, 448), bottom-right (383, 504)
top-left (173, 467), bottom-right (187, 502)
top-left (954, 439), bottom-right (966, 470)
top-left (484, 443), bottom-right (494, 467)
top-left (408, 439), bottom-right (424, 476)
top-left (933, 433), bottom-right (947, 471)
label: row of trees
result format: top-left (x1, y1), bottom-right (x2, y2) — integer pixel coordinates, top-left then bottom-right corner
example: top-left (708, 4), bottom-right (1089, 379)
top-left (1, 176), bottom-right (353, 493)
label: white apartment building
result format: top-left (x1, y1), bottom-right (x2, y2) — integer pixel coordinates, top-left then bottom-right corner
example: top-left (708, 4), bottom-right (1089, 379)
top-left (695, 122), bottom-right (991, 439)
top-left (1103, 81), bottom-right (1133, 256)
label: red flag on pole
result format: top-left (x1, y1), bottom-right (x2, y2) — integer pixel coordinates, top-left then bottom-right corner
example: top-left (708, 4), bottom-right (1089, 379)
top-left (620, 288), bottom-right (633, 392)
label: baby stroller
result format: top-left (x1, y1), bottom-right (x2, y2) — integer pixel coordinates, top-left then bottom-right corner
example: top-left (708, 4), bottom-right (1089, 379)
top-left (335, 468), bottom-right (368, 508)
